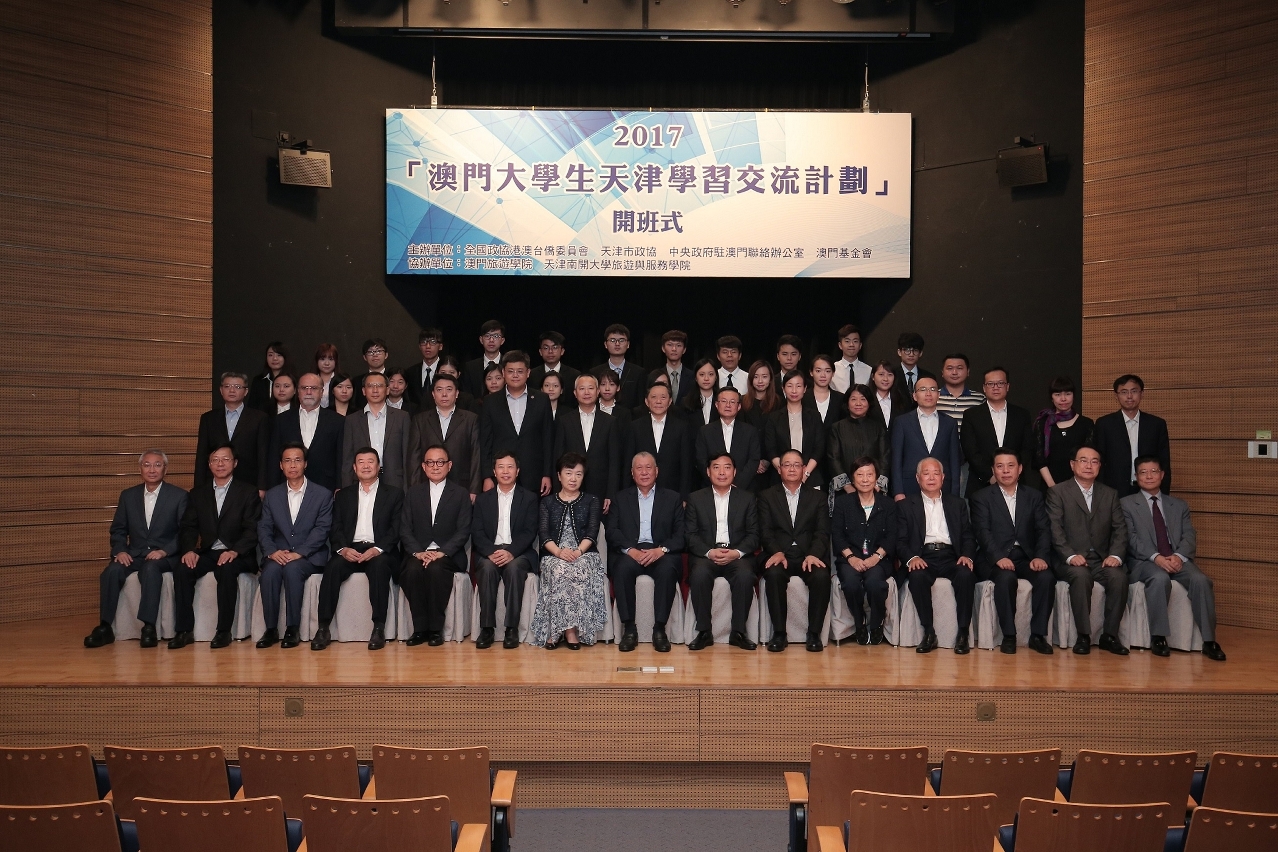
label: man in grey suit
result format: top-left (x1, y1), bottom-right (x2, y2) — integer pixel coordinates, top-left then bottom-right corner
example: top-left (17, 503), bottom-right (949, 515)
top-left (1121, 456), bottom-right (1226, 661)
top-left (85, 449), bottom-right (188, 648)
top-left (407, 373), bottom-right (481, 496)
top-left (1046, 445), bottom-right (1130, 656)
top-left (342, 372), bottom-right (411, 491)
top-left (256, 443), bottom-right (334, 649)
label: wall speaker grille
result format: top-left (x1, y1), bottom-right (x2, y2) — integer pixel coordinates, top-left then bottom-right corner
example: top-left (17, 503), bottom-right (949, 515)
top-left (279, 148), bottom-right (332, 187)
top-left (996, 145), bottom-right (1048, 187)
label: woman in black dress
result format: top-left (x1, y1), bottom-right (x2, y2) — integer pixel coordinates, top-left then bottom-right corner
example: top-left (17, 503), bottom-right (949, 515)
top-left (1033, 375), bottom-right (1095, 490)
top-left (247, 341), bottom-right (295, 413)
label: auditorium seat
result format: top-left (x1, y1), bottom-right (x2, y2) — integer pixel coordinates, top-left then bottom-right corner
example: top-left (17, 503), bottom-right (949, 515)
top-left (133, 795), bottom-right (289, 852)
top-left (970, 578), bottom-right (1033, 650)
top-left (276, 575), bottom-right (402, 643)
top-left (471, 575), bottom-right (539, 645)
top-left (610, 573), bottom-right (686, 646)
top-left (103, 745), bottom-right (231, 820)
top-left (302, 794), bottom-right (489, 852)
top-left (1001, 798), bottom-right (1170, 852)
top-left (1067, 750), bottom-right (1197, 824)
top-left (932, 749), bottom-right (1062, 828)
top-left (893, 577), bottom-right (976, 649)
top-left (1198, 753), bottom-right (1278, 813)
top-left (756, 575), bottom-right (833, 645)
top-left (1182, 806), bottom-right (1278, 852)
top-left (238, 746), bottom-right (363, 817)
top-left (682, 576), bottom-right (760, 645)
top-left (0, 800), bottom-right (123, 852)
top-left (813, 790), bottom-right (998, 852)
top-left (0, 743), bottom-right (99, 805)
top-left (1050, 581), bottom-right (1199, 651)
top-left (110, 573), bottom-right (176, 641)
top-left (397, 573), bottom-right (470, 642)
top-left (193, 573), bottom-right (257, 642)
top-left (827, 572), bottom-right (900, 646)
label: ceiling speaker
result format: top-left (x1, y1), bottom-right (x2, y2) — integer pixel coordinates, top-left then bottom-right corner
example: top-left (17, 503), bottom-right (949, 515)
top-left (279, 147), bottom-right (332, 188)
top-left (996, 143), bottom-right (1048, 187)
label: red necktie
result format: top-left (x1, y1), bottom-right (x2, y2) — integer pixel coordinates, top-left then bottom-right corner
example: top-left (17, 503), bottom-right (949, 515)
top-left (1151, 496), bottom-right (1173, 557)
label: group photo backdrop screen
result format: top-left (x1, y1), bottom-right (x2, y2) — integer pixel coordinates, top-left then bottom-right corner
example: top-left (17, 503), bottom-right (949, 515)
top-left (387, 109), bottom-right (912, 278)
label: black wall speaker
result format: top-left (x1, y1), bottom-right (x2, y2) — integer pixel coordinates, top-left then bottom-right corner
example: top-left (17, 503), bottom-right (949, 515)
top-left (996, 143), bottom-right (1048, 187)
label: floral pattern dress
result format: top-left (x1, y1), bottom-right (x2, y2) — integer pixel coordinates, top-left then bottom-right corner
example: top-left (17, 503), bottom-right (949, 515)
top-left (528, 497), bottom-right (609, 646)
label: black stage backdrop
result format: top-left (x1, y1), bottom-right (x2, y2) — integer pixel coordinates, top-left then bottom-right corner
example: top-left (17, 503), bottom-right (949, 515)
top-left (213, 0), bottom-right (1082, 407)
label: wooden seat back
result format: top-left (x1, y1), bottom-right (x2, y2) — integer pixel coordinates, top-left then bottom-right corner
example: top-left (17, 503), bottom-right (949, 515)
top-left (239, 746), bottom-right (361, 816)
top-left (302, 794), bottom-right (457, 852)
top-left (0, 744), bottom-right (99, 805)
top-left (1200, 753), bottom-right (1278, 813)
top-left (133, 796), bottom-right (288, 852)
top-left (1012, 798), bottom-right (1169, 852)
top-left (371, 745), bottom-right (490, 828)
top-left (844, 791), bottom-right (998, 852)
top-left (1070, 749), bottom-right (1195, 821)
top-left (103, 745), bottom-right (229, 819)
top-left (0, 800), bottom-right (122, 852)
top-left (807, 744), bottom-right (929, 848)
top-left (939, 748), bottom-right (1061, 827)
top-left (1184, 806), bottom-right (1278, 852)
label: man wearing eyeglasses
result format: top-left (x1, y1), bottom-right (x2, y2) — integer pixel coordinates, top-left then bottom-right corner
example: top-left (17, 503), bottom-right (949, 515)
top-left (462, 320), bottom-right (506, 399)
top-left (960, 367), bottom-right (1038, 495)
top-left (195, 371), bottom-right (268, 496)
top-left (891, 332), bottom-right (936, 409)
top-left (590, 323), bottom-right (645, 410)
top-left (1093, 374), bottom-right (1171, 499)
top-left (529, 330), bottom-right (581, 393)
top-left (351, 337), bottom-right (391, 412)
top-left (891, 377), bottom-right (961, 500)
top-left (399, 444), bottom-right (473, 647)
top-left (267, 372), bottom-right (344, 491)
top-left (759, 450), bottom-right (831, 653)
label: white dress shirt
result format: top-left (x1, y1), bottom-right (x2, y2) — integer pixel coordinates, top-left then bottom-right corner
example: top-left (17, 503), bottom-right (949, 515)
top-left (1124, 411), bottom-right (1141, 482)
top-left (783, 483), bottom-right (802, 526)
top-left (917, 409), bottom-right (940, 451)
top-left (225, 404), bottom-right (242, 439)
top-left (1075, 479), bottom-right (1094, 512)
top-left (420, 359), bottom-right (439, 388)
top-left (365, 404), bottom-right (388, 460)
top-left (506, 388), bottom-right (529, 433)
top-left (211, 478), bottom-right (232, 550)
top-left (494, 485), bottom-right (515, 546)
top-left (700, 395), bottom-right (714, 424)
top-left (1000, 484), bottom-right (1018, 522)
top-left (387, 398), bottom-right (404, 409)
top-left (437, 406), bottom-right (455, 440)
top-left (712, 488), bottom-right (735, 553)
top-left (901, 364), bottom-right (919, 393)
top-left (298, 406), bottom-right (319, 448)
top-left (286, 477), bottom-right (307, 524)
top-left (921, 493), bottom-right (952, 545)
top-left (637, 486), bottom-right (656, 544)
top-left (276, 402), bottom-right (292, 415)
top-left (651, 415), bottom-right (666, 452)
top-left (718, 366), bottom-right (748, 391)
top-left (143, 483), bottom-right (161, 528)
top-left (831, 358), bottom-right (872, 393)
top-left (876, 392), bottom-right (893, 427)
top-left (353, 479), bottom-right (379, 546)
top-left (426, 478), bottom-right (446, 549)
top-left (720, 418), bottom-right (736, 452)
top-left (814, 392), bottom-right (831, 422)
top-left (579, 407), bottom-right (596, 451)
top-left (989, 402), bottom-right (1008, 446)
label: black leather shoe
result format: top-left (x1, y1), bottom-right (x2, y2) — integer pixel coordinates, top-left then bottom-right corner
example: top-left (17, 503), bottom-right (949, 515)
top-left (916, 631), bottom-right (938, 653)
top-left (869, 627), bottom-right (885, 646)
top-left (404, 631), bottom-right (426, 647)
top-left (209, 630), bottom-right (233, 649)
top-left (766, 632), bottom-right (787, 652)
top-left (311, 626), bottom-right (332, 650)
top-left (1098, 633), bottom-right (1129, 656)
top-left (476, 627), bottom-right (495, 649)
top-left (1028, 634), bottom-right (1054, 655)
top-left (1150, 635), bottom-right (1170, 657)
top-left (805, 634), bottom-right (823, 652)
top-left (619, 626), bottom-right (639, 652)
top-left (280, 627), bottom-right (300, 649)
top-left (566, 639), bottom-right (581, 650)
top-left (728, 630), bottom-right (757, 650)
top-left (167, 631), bottom-right (193, 650)
top-left (1202, 641), bottom-right (1226, 662)
top-left (687, 630), bottom-right (714, 651)
top-left (84, 623), bottom-right (115, 648)
top-left (367, 626), bottom-right (385, 650)
top-left (1000, 635), bottom-right (1017, 654)
top-left (954, 634), bottom-right (971, 655)
top-left (503, 627), bottom-right (520, 649)
top-left (652, 625), bottom-right (671, 653)
top-left (256, 628), bottom-right (279, 649)
top-left (1073, 634), bottom-right (1091, 655)
top-left (139, 624), bottom-right (158, 648)
top-left (852, 626), bottom-right (870, 646)
top-left (427, 632), bottom-right (445, 647)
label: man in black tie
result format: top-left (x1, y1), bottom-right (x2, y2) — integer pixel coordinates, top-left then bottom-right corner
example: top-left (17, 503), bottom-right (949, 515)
top-left (685, 453), bottom-right (760, 651)
top-left (195, 372), bottom-right (268, 495)
top-left (462, 320), bottom-right (506, 399)
top-left (759, 450), bottom-right (831, 653)
top-left (970, 452), bottom-right (1055, 655)
top-left (555, 374), bottom-right (620, 512)
top-left (403, 327), bottom-right (444, 414)
top-left (479, 351), bottom-right (554, 496)
top-left (650, 329), bottom-right (695, 406)
top-left (631, 381), bottom-right (692, 500)
top-left (891, 332), bottom-right (936, 405)
top-left (1093, 374), bottom-right (1172, 498)
top-left (961, 367), bottom-right (1038, 495)
top-left (350, 338), bottom-right (391, 413)
top-left (695, 387), bottom-right (762, 490)
top-left (472, 452), bottom-right (540, 649)
top-left (268, 373), bottom-right (344, 491)
top-left (831, 324), bottom-right (873, 393)
top-left (774, 334), bottom-right (805, 394)
top-left (407, 373), bottom-right (482, 497)
top-left (715, 335), bottom-right (748, 391)
top-left (591, 323), bottom-right (645, 410)
top-left (607, 452), bottom-right (686, 652)
top-left (530, 330), bottom-right (581, 392)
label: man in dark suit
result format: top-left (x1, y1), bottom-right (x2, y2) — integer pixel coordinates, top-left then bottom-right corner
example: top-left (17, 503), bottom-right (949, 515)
top-left (554, 374), bottom-right (620, 512)
top-left (898, 457), bottom-right (977, 654)
top-left (256, 443), bottom-right (334, 650)
top-left (759, 450), bottom-right (831, 653)
top-left (472, 451), bottom-right (540, 649)
top-left (971, 452), bottom-right (1055, 655)
top-left (402, 327), bottom-right (444, 414)
top-left (462, 320), bottom-right (506, 399)
top-left (85, 449), bottom-right (188, 648)
top-left (591, 323), bottom-right (646, 411)
top-left (529, 330), bottom-right (581, 393)
top-left (891, 377), bottom-right (962, 499)
top-left (311, 447), bottom-right (403, 651)
top-left (350, 337), bottom-right (391, 413)
top-left (685, 453), bottom-right (760, 651)
top-left (1046, 445), bottom-right (1130, 656)
top-left (695, 387), bottom-right (763, 490)
top-left (342, 372), bottom-right (412, 491)
top-left (268, 373), bottom-right (344, 491)
top-left (398, 445), bottom-right (474, 647)
top-left (961, 367), bottom-right (1038, 495)
top-left (631, 381), bottom-right (692, 500)
top-left (407, 373), bottom-right (482, 496)
top-left (891, 331), bottom-right (936, 404)
top-left (607, 452), bottom-right (685, 652)
top-left (170, 444), bottom-right (261, 649)
top-left (479, 351), bottom-right (554, 497)
top-left (649, 329), bottom-right (695, 406)
top-left (1093, 374), bottom-right (1172, 498)
top-left (195, 371), bottom-right (268, 494)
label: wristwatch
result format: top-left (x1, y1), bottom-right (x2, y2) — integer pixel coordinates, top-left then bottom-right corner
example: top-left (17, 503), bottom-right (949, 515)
top-left (660, 546), bottom-right (669, 553)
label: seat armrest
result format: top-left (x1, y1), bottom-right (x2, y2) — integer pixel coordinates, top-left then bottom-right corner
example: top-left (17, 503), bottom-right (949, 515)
top-left (491, 769), bottom-right (517, 806)
top-left (784, 771), bottom-right (808, 804)
top-left (234, 787), bottom-right (246, 800)
top-left (815, 825), bottom-right (846, 852)
top-left (456, 823), bottom-right (488, 852)
top-left (362, 776), bottom-right (377, 800)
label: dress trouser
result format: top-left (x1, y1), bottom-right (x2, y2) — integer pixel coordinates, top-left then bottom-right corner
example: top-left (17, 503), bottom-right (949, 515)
top-left (172, 551), bottom-right (256, 634)
top-left (317, 544), bottom-right (398, 626)
top-left (975, 549), bottom-right (1055, 638)
top-left (475, 554), bottom-right (538, 630)
top-left (609, 550), bottom-right (681, 626)
top-left (762, 555), bottom-right (832, 637)
top-left (99, 556), bottom-right (176, 624)
top-left (835, 560), bottom-right (890, 631)
top-left (1053, 556), bottom-right (1128, 637)
top-left (1129, 559), bottom-right (1217, 641)
top-left (907, 545), bottom-right (975, 633)
top-left (688, 555), bottom-right (757, 634)
top-left (399, 554), bottom-right (460, 634)
top-left (259, 559), bottom-right (322, 630)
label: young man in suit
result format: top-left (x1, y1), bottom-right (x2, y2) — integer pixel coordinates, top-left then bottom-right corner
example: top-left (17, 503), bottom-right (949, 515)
top-left (472, 452), bottom-right (540, 649)
top-left (85, 449), bottom-right (188, 648)
top-left (891, 331), bottom-right (936, 401)
top-left (774, 334), bottom-right (806, 394)
top-left (631, 381), bottom-right (692, 500)
top-left (256, 443), bottom-right (333, 649)
top-left (898, 457), bottom-right (977, 654)
top-left (195, 371), bottom-right (268, 495)
top-left (759, 450), bottom-right (831, 652)
top-left (591, 323), bottom-right (645, 410)
top-left (1046, 445), bottom-right (1130, 656)
top-left (1094, 374), bottom-right (1172, 498)
top-left (1121, 456), bottom-right (1225, 661)
top-left (530, 330), bottom-right (581, 392)
top-left (462, 320), bottom-right (506, 399)
top-left (479, 351), bottom-right (554, 497)
top-left (891, 377), bottom-right (962, 499)
top-left (685, 453), bottom-right (760, 651)
top-left (407, 373), bottom-right (482, 496)
top-left (170, 444), bottom-right (261, 650)
top-left (350, 338), bottom-right (391, 413)
top-left (831, 325), bottom-right (873, 392)
top-left (961, 367), bottom-right (1037, 495)
top-left (715, 335), bottom-right (749, 392)
top-left (268, 373), bottom-right (344, 491)
top-left (398, 444), bottom-right (474, 647)
top-left (342, 372), bottom-right (412, 491)
top-left (311, 447), bottom-right (403, 651)
top-left (607, 452), bottom-right (686, 652)
top-left (554, 374), bottom-right (620, 513)
top-left (650, 330), bottom-right (695, 406)
top-left (403, 327), bottom-right (445, 414)
top-left (695, 387), bottom-right (762, 490)
top-left (970, 452), bottom-right (1055, 655)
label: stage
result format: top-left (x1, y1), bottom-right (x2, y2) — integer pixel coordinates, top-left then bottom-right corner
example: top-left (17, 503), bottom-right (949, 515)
top-left (1, 618), bottom-right (1275, 808)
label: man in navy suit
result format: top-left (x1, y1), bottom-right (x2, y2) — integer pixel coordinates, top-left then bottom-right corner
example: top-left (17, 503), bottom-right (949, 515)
top-left (268, 373), bottom-right (344, 491)
top-left (256, 443), bottom-right (334, 649)
top-left (1093, 374), bottom-right (1172, 498)
top-left (85, 449), bottom-right (189, 648)
top-left (970, 452), bottom-right (1055, 655)
top-left (479, 351), bottom-right (554, 496)
top-left (472, 451), bottom-right (540, 649)
top-left (891, 377), bottom-right (962, 500)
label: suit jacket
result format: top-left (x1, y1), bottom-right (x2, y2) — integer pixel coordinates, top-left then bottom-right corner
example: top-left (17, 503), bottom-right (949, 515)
top-left (591, 361), bottom-right (646, 410)
top-left (539, 492), bottom-right (603, 553)
top-left (629, 414), bottom-right (692, 499)
top-left (874, 389), bottom-right (912, 434)
top-left (530, 363), bottom-right (581, 395)
top-left (479, 389), bottom-right (555, 492)
top-left (195, 406), bottom-right (269, 490)
top-left (267, 407), bottom-right (345, 491)
top-left (402, 360), bottom-right (444, 413)
top-left (802, 389), bottom-right (848, 431)
top-left (764, 407), bottom-right (828, 487)
top-left (1120, 491), bottom-right (1197, 568)
top-left (178, 478), bottom-right (261, 559)
top-left (462, 356), bottom-right (501, 399)
top-left (110, 482), bottom-right (188, 559)
top-left (1045, 479), bottom-right (1128, 568)
top-left (758, 484), bottom-right (830, 560)
top-left (1093, 410), bottom-right (1172, 496)
top-left (890, 410), bottom-right (962, 497)
top-left (341, 405), bottom-right (412, 491)
top-left (349, 369), bottom-right (389, 414)
top-left (831, 492), bottom-right (897, 562)
top-left (330, 481), bottom-right (403, 558)
top-left (400, 480), bottom-right (473, 567)
top-left (407, 407), bottom-right (482, 493)
top-left (606, 486), bottom-right (686, 554)
top-left (554, 408), bottom-right (621, 501)
top-left (684, 486), bottom-right (759, 557)
top-left (695, 419), bottom-right (763, 490)
top-left (650, 365), bottom-right (696, 406)
top-left (257, 480), bottom-right (334, 568)
top-left (891, 365), bottom-right (938, 408)
top-left (896, 492), bottom-right (976, 566)
top-left (960, 402), bottom-right (1039, 493)
top-left (826, 416), bottom-right (890, 487)
top-left (471, 485), bottom-right (539, 563)
top-left (970, 483), bottom-right (1051, 570)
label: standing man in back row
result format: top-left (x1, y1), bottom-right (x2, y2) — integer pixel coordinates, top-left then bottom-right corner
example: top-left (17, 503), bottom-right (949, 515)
top-left (1094, 374), bottom-right (1171, 499)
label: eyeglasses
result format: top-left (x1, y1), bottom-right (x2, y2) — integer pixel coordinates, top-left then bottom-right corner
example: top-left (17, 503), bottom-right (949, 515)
top-left (606, 337), bottom-right (628, 345)
top-left (539, 343), bottom-right (562, 351)
top-left (365, 348), bottom-right (387, 356)
top-left (299, 385), bottom-right (321, 391)
top-left (423, 459), bottom-right (450, 467)
top-left (481, 332), bottom-right (504, 341)
top-left (915, 386), bottom-right (940, 394)
top-left (222, 384), bottom-right (246, 390)
top-left (984, 381), bottom-right (1009, 388)
top-left (780, 461), bottom-right (805, 469)
top-left (898, 348), bottom-right (921, 355)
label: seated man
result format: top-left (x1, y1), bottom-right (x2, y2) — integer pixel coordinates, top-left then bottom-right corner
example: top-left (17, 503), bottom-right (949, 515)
top-left (970, 451), bottom-right (1055, 655)
top-left (685, 453), bottom-right (760, 651)
top-left (1121, 456), bottom-right (1225, 661)
top-left (256, 443), bottom-right (333, 649)
top-left (311, 447), bottom-right (403, 651)
top-left (606, 452), bottom-right (685, 653)
top-left (170, 444), bottom-right (261, 649)
top-left (1046, 445), bottom-right (1130, 656)
top-left (85, 449), bottom-right (188, 648)
top-left (399, 445), bottom-right (474, 647)
top-left (759, 450), bottom-right (831, 652)
top-left (898, 457), bottom-right (977, 654)
top-left (473, 452), bottom-right (540, 649)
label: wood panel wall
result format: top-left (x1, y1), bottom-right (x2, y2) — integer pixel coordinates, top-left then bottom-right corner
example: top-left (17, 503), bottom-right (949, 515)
top-left (1083, 0), bottom-right (1278, 630)
top-left (0, 0), bottom-right (212, 622)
